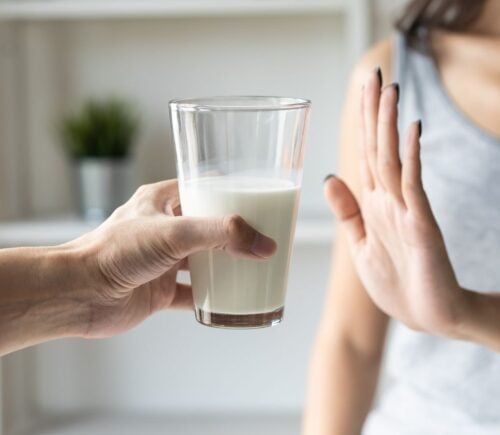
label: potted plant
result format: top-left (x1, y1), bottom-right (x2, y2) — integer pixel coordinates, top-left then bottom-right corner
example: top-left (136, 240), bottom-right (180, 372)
top-left (61, 98), bottom-right (139, 221)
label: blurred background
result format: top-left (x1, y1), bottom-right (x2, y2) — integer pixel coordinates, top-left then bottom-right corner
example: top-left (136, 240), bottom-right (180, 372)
top-left (0, 0), bottom-right (405, 434)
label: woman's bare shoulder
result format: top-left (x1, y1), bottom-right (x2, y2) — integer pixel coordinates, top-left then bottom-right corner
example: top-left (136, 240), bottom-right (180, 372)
top-left (338, 38), bottom-right (395, 189)
top-left (350, 38), bottom-right (395, 88)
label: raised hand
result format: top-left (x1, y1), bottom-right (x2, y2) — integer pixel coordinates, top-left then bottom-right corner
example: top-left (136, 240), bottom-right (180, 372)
top-left (324, 68), bottom-right (467, 335)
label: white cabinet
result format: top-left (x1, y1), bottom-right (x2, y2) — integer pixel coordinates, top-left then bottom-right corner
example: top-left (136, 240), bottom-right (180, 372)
top-left (0, 0), bottom-right (347, 19)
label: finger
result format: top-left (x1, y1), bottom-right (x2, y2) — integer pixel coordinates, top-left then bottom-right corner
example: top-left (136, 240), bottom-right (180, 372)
top-left (133, 180), bottom-right (180, 214)
top-left (377, 83), bottom-right (403, 201)
top-left (401, 121), bottom-right (432, 216)
top-left (359, 86), bottom-right (375, 190)
top-left (169, 283), bottom-right (194, 310)
top-left (164, 257), bottom-right (189, 274)
top-left (177, 257), bottom-right (189, 271)
top-left (363, 67), bottom-right (383, 187)
top-left (162, 215), bottom-right (277, 261)
top-left (324, 175), bottom-right (366, 246)
top-left (172, 203), bottom-right (182, 217)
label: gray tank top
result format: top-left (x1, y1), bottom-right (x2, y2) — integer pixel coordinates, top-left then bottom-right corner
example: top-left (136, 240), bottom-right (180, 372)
top-left (363, 34), bottom-right (500, 435)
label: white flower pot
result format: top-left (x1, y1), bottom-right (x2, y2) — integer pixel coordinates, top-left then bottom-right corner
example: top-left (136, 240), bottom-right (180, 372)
top-left (77, 158), bottom-right (132, 222)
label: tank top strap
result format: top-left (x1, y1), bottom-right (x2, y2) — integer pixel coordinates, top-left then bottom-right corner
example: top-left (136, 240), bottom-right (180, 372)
top-left (394, 31), bottom-right (500, 146)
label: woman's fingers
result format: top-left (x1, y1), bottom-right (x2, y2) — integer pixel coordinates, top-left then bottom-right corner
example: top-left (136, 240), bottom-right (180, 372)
top-left (324, 175), bottom-right (366, 247)
top-left (359, 86), bottom-right (375, 190)
top-left (377, 84), bottom-right (403, 202)
top-left (363, 67), bottom-right (383, 188)
top-left (401, 121), bottom-right (432, 216)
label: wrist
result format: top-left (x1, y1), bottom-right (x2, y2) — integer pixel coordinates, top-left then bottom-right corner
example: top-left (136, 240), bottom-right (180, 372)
top-left (66, 242), bottom-right (107, 338)
top-left (37, 244), bottom-right (95, 339)
top-left (446, 287), bottom-right (479, 341)
top-left (0, 245), bottom-right (94, 355)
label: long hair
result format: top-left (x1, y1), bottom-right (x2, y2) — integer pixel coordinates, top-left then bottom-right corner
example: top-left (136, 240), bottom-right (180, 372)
top-left (395, 0), bottom-right (488, 51)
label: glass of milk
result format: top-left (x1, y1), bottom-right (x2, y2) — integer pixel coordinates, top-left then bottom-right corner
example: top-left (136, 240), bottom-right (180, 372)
top-left (169, 96), bottom-right (310, 328)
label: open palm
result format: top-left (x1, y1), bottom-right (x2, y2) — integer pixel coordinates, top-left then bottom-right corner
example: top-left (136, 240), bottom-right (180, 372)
top-left (326, 69), bottom-right (466, 334)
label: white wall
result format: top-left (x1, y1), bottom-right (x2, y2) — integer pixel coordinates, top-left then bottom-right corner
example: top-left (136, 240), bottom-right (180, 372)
top-left (5, 15), bottom-right (349, 219)
top-left (0, 0), bottom-right (408, 220)
top-left (2, 13), bottom-right (348, 428)
top-left (373, 0), bottom-right (407, 41)
top-left (0, 23), bottom-right (27, 220)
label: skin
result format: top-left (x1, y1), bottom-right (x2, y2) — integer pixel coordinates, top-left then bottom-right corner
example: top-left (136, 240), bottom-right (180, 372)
top-left (326, 73), bottom-right (466, 335)
top-left (0, 180), bottom-right (276, 357)
top-left (303, 1), bottom-right (500, 434)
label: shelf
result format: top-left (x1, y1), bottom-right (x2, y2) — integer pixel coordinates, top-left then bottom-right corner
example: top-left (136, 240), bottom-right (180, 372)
top-left (0, 217), bottom-right (98, 247)
top-left (15, 413), bottom-right (300, 435)
top-left (0, 0), bottom-right (346, 21)
top-left (0, 216), bottom-right (332, 247)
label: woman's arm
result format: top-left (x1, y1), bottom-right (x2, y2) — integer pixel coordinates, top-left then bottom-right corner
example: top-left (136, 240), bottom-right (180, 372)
top-left (302, 42), bottom-right (393, 435)
top-left (453, 291), bottom-right (500, 351)
top-left (324, 41), bottom-right (500, 352)
top-left (303, 238), bottom-right (388, 435)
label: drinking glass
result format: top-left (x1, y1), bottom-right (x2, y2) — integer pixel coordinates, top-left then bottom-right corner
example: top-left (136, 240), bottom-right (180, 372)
top-left (170, 96), bottom-right (310, 328)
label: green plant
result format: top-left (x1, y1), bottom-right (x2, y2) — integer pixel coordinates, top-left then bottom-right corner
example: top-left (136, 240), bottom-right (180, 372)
top-left (61, 98), bottom-right (139, 159)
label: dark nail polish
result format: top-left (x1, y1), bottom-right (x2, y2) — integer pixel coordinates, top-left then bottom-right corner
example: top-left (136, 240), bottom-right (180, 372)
top-left (417, 120), bottom-right (422, 138)
top-left (376, 66), bottom-right (383, 87)
top-left (393, 83), bottom-right (400, 103)
top-left (324, 174), bottom-right (336, 183)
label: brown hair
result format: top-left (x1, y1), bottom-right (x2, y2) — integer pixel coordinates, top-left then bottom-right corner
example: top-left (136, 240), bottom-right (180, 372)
top-left (396, 0), bottom-right (487, 51)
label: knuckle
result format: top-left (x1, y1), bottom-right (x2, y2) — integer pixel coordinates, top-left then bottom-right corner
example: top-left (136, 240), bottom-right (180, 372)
top-left (134, 183), bottom-right (158, 200)
top-left (378, 158), bottom-right (397, 170)
top-left (402, 179), bottom-right (418, 192)
top-left (224, 214), bottom-right (244, 235)
top-left (135, 184), bottom-right (149, 195)
top-left (131, 184), bottom-right (159, 214)
top-left (223, 214), bottom-right (253, 246)
top-left (109, 204), bottom-right (127, 219)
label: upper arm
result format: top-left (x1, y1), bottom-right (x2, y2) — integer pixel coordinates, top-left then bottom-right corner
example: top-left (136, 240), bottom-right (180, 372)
top-left (318, 39), bottom-right (395, 358)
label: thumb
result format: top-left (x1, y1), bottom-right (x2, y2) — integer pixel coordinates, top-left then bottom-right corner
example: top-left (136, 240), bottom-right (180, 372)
top-left (165, 214), bottom-right (277, 260)
top-left (324, 174), bottom-right (366, 245)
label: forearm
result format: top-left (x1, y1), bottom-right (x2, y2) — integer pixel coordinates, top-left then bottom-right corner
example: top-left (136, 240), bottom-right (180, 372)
top-left (0, 246), bottom-right (90, 356)
top-left (451, 289), bottom-right (500, 352)
top-left (302, 332), bottom-right (382, 435)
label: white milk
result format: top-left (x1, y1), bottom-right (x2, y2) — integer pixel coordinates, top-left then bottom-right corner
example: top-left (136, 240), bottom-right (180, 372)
top-left (180, 176), bottom-right (300, 315)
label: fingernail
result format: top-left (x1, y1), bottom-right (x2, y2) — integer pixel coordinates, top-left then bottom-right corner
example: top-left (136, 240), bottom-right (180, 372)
top-left (375, 66), bottom-right (383, 87)
top-left (251, 233), bottom-right (277, 258)
top-left (393, 83), bottom-right (400, 103)
top-left (324, 174), bottom-right (336, 183)
top-left (417, 120), bottom-right (422, 138)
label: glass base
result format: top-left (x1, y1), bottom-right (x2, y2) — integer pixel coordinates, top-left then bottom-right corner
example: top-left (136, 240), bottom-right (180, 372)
top-left (195, 306), bottom-right (284, 329)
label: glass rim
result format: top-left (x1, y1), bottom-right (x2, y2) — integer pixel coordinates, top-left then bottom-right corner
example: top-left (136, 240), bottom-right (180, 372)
top-left (169, 96), bottom-right (311, 112)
